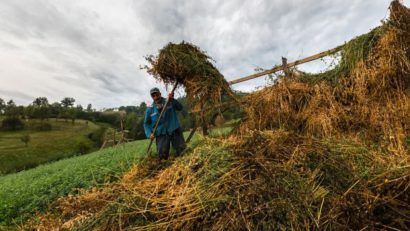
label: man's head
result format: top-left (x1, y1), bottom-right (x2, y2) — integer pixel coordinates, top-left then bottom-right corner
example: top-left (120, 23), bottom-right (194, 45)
top-left (150, 87), bottom-right (161, 103)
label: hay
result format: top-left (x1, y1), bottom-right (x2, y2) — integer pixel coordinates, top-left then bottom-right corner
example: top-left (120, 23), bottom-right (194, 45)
top-left (27, 131), bottom-right (410, 230)
top-left (144, 42), bottom-right (236, 114)
top-left (240, 0), bottom-right (410, 152)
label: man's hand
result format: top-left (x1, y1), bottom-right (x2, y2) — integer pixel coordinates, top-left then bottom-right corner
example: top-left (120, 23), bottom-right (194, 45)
top-left (150, 133), bottom-right (155, 141)
top-left (168, 92), bottom-right (174, 101)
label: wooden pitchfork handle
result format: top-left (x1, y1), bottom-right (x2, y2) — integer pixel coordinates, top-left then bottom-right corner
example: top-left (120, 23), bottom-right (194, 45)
top-left (146, 82), bottom-right (179, 155)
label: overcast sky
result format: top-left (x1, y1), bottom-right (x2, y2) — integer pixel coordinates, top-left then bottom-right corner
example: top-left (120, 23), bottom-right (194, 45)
top-left (0, 0), bottom-right (407, 109)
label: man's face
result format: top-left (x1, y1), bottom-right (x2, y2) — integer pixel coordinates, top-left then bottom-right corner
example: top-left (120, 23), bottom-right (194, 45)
top-left (151, 92), bottom-right (161, 103)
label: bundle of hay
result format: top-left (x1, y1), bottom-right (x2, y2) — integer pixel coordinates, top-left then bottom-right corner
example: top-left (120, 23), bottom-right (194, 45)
top-left (144, 42), bottom-right (236, 114)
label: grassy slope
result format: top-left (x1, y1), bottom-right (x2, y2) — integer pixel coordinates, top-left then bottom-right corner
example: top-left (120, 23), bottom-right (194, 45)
top-left (0, 120), bottom-right (100, 174)
top-left (0, 139), bottom-right (149, 226)
top-left (0, 129), bottom-right (225, 226)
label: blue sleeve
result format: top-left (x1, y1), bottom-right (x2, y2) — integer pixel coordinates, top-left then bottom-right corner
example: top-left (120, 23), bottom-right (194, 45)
top-left (143, 108), bottom-right (153, 138)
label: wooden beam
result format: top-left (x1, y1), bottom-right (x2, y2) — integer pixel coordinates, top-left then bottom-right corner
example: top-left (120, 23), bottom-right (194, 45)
top-left (228, 46), bottom-right (342, 85)
top-left (189, 101), bottom-right (244, 114)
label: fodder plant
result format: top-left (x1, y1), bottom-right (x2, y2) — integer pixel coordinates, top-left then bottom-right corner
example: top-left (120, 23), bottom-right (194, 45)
top-left (240, 0), bottom-right (410, 153)
top-left (144, 42), bottom-right (237, 129)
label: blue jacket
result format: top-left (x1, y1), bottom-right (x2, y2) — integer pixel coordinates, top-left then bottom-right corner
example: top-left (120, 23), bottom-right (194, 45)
top-left (143, 97), bottom-right (183, 138)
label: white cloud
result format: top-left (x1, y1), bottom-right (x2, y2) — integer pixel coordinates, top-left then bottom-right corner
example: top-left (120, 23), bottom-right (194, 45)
top-left (0, 0), bottom-right (406, 108)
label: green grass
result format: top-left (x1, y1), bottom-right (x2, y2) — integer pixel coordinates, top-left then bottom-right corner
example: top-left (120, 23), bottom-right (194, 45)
top-left (0, 139), bottom-right (148, 226)
top-left (0, 119), bottom-right (100, 174)
top-left (0, 129), bottom-right (220, 227)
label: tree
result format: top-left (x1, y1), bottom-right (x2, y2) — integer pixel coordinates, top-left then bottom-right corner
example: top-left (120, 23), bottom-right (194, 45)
top-left (1, 117), bottom-right (25, 130)
top-left (7, 100), bottom-right (15, 107)
top-left (33, 97), bottom-right (49, 107)
top-left (60, 98), bottom-right (75, 122)
top-left (137, 102), bottom-right (147, 116)
top-left (0, 98), bottom-right (5, 115)
top-left (31, 97), bottom-right (50, 121)
top-left (68, 107), bottom-right (79, 124)
top-left (86, 104), bottom-right (93, 112)
top-left (50, 102), bottom-right (62, 119)
top-left (2, 100), bottom-right (25, 130)
top-left (61, 97), bottom-right (75, 108)
top-left (76, 104), bottom-right (83, 111)
top-left (125, 113), bottom-right (145, 140)
top-left (4, 100), bottom-right (19, 117)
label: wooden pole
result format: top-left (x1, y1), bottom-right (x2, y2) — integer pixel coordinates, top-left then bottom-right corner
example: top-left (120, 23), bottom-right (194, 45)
top-left (228, 46), bottom-right (342, 85)
top-left (282, 57), bottom-right (289, 77)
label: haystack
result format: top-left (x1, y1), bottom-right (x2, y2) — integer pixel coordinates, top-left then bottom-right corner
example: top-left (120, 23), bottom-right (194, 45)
top-left (240, 0), bottom-right (410, 152)
top-left (144, 42), bottom-right (236, 121)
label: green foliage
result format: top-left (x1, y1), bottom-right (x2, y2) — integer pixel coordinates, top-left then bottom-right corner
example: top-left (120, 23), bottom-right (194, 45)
top-left (60, 97), bottom-right (75, 108)
top-left (88, 127), bottom-right (107, 147)
top-left (4, 100), bottom-right (24, 118)
top-left (0, 98), bottom-right (5, 115)
top-left (86, 103), bottom-right (93, 112)
top-left (1, 117), bottom-right (25, 131)
top-left (32, 97), bottom-right (48, 107)
top-left (124, 113), bottom-right (145, 140)
top-left (119, 102), bottom-right (147, 116)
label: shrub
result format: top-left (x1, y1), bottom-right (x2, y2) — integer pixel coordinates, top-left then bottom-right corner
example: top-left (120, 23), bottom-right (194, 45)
top-left (35, 122), bottom-right (52, 131)
top-left (76, 140), bottom-right (92, 154)
top-left (88, 127), bottom-right (106, 147)
top-left (1, 117), bottom-right (25, 131)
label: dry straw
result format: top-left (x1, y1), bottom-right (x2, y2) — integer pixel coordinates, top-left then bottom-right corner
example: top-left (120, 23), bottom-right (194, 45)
top-left (143, 42), bottom-right (236, 117)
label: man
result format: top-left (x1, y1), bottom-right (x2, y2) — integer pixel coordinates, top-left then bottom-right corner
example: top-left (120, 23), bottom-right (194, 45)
top-left (143, 87), bottom-right (186, 160)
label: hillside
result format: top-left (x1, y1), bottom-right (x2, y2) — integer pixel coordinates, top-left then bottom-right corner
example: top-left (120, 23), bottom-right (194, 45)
top-left (0, 129), bottom-right (230, 227)
top-left (0, 119), bottom-right (102, 174)
top-left (21, 1), bottom-right (410, 230)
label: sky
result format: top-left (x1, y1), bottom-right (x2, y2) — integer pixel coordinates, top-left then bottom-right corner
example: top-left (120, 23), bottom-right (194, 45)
top-left (0, 0), bottom-right (408, 109)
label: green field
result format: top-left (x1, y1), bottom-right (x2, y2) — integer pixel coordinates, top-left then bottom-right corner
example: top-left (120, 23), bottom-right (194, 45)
top-left (0, 128), bottom-right (228, 227)
top-left (0, 139), bottom-right (148, 227)
top-left (0, 120), bottom-right (101, 174)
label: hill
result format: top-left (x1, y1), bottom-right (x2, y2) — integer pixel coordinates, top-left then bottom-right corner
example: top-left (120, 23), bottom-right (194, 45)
top-left (0, 119), bottom-right (103, 175)
top-left (0, 129), bottom-right (230, 227)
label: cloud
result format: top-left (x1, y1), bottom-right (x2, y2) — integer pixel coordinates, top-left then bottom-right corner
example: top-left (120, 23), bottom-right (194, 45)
top-left (0, 0), bottom-right (405, 109)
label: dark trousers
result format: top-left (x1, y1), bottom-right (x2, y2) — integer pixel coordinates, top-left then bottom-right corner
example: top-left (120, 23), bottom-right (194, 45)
top-left (155, 128), bottom-right (186, 160)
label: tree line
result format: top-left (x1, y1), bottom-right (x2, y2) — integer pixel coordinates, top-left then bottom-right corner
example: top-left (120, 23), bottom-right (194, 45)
top-left (0, 95), bottom-right (243, 140)
top-left (0, 97), bottom-right (146, 137)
